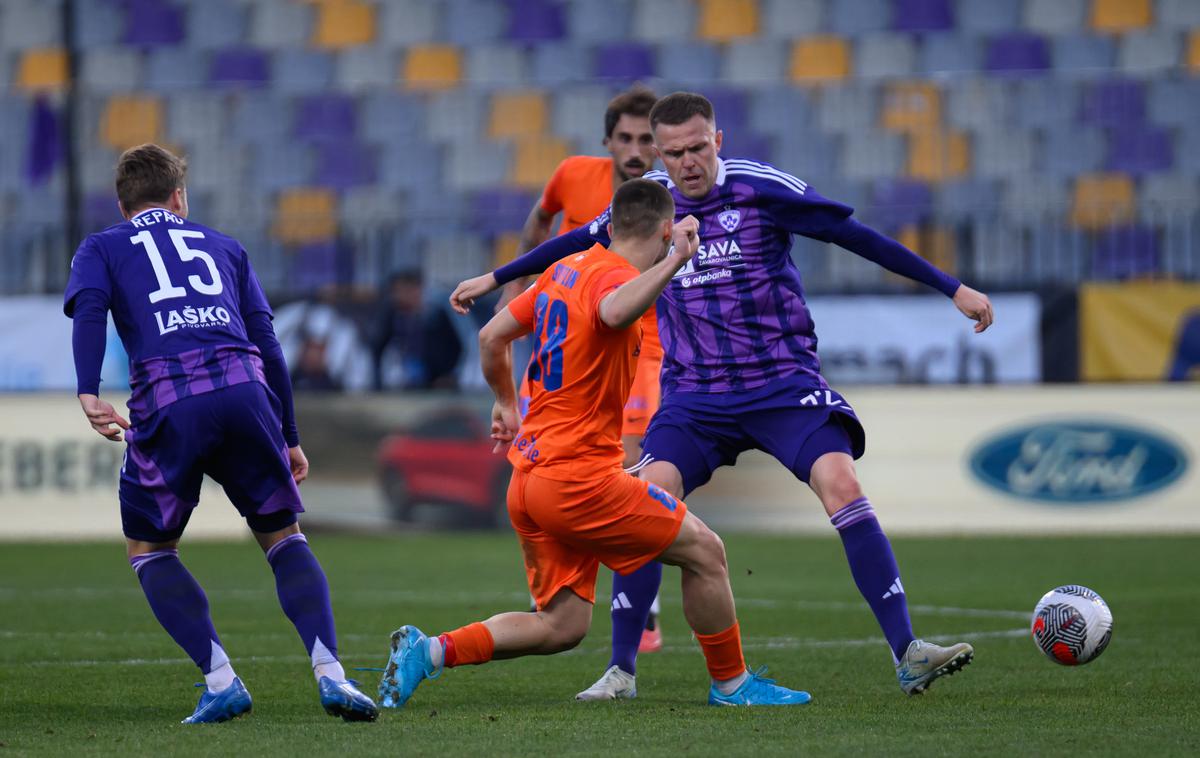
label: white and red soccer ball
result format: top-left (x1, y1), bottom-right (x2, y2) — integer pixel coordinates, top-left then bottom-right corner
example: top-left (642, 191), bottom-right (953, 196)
top-left (1031, 585), bottom-right (1113, 666)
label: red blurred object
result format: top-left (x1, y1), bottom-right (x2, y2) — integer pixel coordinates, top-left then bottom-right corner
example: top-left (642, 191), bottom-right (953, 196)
top-left (376, 406), bottom-right (512, 526)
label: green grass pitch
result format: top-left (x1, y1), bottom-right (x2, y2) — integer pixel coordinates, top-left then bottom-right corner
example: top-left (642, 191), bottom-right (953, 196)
top-left (1, 533), bottom-right (1197, 756)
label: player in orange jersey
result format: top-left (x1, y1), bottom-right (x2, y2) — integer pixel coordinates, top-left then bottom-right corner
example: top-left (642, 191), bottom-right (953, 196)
top-left (378, 180), bottom-right (812, 709)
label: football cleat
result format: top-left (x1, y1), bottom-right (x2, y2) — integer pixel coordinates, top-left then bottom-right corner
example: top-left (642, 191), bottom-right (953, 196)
top-left (378, 625), bottom-right (438, 708)
top-left (319, 677), bottom-right (379, 722)
top-left (575, 665), bottom-right (637, 701)
top-left (708, 666), bottom-right (811, 706)
top-left (638, 613), bottom-right (663, 654)
top-left (896, 639), bottom-right (974, 695)
top-left (181, 677), bottom-right (252, 724)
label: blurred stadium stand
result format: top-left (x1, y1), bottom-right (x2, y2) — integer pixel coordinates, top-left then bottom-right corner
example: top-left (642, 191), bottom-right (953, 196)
top-left (1, 0), bottom-right (1198, 302)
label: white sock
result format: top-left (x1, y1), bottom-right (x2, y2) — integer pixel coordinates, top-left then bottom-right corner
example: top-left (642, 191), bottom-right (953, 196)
top-left (713, 669), bottom-right (749, 696)
top-left (311, 637), bottom-right (345, 682)
top-left (205, 641), bottom-right (236, 693)
top-left (427, 636), bottom-right (444, 670)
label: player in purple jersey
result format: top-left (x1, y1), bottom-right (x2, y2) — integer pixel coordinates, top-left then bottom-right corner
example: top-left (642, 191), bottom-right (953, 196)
top-left (64, 144), bottom-right (377, 724)
top-left (451, 93), bottom-right (994, 699)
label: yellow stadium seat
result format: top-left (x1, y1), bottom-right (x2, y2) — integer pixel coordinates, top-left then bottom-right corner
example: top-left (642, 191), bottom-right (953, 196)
top-left (907, 129), bottom-right (970, 183)
top-left (15, 48), bottom-right (69, 91)
top-left (881, 82), bottom-right (942, 134)
top-left (1188, 29), bottom-right (1200, 72)
top-left (790, 36), bottom-right (851, 85)
top-left (697, 0), bottom-right (759, 41)
top-left (100, 96), bottom-right (164, 151)
top-left (274, 189), bottom-right (338, 243)
top-left (892, 225), bottom-right (956, 284)
top-left (402, 45), bottom-right (462, 91)
top-left (312, 0), bottom-right (376, 49)
top-left (1070, 173), bottom-right (1135, 230)
top-left (1091, 0), bottom-right (1151, 32)
top-left (489, 91), bottom-right (548, 140)
top-left (510, 137), bottom-right (571, 190)
top-left (492, 232), bottom-right (522, 269)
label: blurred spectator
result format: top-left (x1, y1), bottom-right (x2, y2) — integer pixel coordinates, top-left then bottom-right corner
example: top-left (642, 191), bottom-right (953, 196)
top-left (275, 299), bottom-right (373, 391)
top-left (371, 269), bottom-right (460, 390)
top-left (291, 334), bottom-right (343, 392)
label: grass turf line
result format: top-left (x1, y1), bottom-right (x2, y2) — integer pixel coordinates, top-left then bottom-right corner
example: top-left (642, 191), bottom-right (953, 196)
top-left (0, 534), bottom-right (1196, 757)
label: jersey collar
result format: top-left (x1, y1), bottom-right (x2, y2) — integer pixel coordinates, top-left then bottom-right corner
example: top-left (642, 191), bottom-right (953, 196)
top-left (129, 206), bottom-right (174, 223)
top-left (715, 158), bottom-right (728, 186)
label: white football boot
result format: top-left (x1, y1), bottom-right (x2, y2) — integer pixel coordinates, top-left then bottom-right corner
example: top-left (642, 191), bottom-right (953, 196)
top-left (575, 665), bottom-right (637, 701)
top-left (895, 639), bottom-right (974, 695)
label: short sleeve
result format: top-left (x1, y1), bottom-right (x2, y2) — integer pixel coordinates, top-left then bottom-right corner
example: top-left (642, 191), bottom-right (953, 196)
top-left (539, 159), bottom-right (570, 215)
top-left (63, 237), bottom-right (111, 317)
top-left (507, 281), bottom-right (539, 329)
top-left (587, 263), bottom-right (637, 327)
top-left (751, 171), bottom-right (855, 240)
top-left (238, 248), bottom-right (273, 318)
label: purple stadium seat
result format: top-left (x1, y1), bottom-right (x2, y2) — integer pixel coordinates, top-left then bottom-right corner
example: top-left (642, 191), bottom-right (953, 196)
top-left (124, 0), bottom-right (185, 47)
top-left (1106, 128), bottom-right (1173, 175)
top-left (868, 179), bottom-right (932, 230)
top-left (210, 48), bottom-right (270, 87)
top-left (704, 89), bottom-right (749, 133)
top-left (1078, 79), bottom-right (1145, 129)
top-left (719, 131), bottom-right (773, 163)
top-left (469, 187), bottom-right (537, 234)
top-left (1091, 225), bottom-right (1160, 279)
top-left (594, 43), bottom-right (655, 81)
top-left (984, 33), bottom-right (1050, 75)
top-left (290, 240), bottom-right (350, 293)
top-left (83, 192), bottom-right (121, 233)
top-left (892, 0), bottom-right (954, 32)
top-left (294, 94), bottom-right (358, 141)
top-left (313, 142), bottom-right (377, 190)
top-left (506, 0), bottom-right (565, 41)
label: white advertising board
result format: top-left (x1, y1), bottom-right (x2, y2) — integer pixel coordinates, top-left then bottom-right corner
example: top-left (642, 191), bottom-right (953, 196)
top-left (0, 296), bottom-right (128, 392)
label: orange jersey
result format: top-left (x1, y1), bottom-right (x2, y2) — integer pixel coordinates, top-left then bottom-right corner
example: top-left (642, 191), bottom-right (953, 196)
top-left (540, 156), bottom-right (614, 235)
top-left (507, 244), bottom-right (641, 481)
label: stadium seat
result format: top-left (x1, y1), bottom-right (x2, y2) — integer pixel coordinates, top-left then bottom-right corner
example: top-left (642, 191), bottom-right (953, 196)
top-left (426, 90), bottom-right (487, 144)
top-left (510, 136), bottom-right (570, 189)
top-left (775, 130), bottom-right (839, 182)
top-left (723, 40), bottom-right (787, 86)
top-left (444, 0), bottom-right (509, 46)
top-left (232, 93), bottom-right (292, 146)
top-left (594, 43), bottom-right (656, 81)
top-left (956, 0), bottom-right (1019, 33)
top-left (252, 142), bottom-right (314, 192)
top-left (1090, 0), bottom-right (1151, 34)
top-left (1024, 0), bottom-right (1086, 35)
top-left (1070, 173), bottom-right (1136, 229)
top-left (403, 45), bottom-right (463, 90)
top-left (551, 87), bottom-right (614, 147)
top-left (880, 82), bottom-right (941, 134)
top-left (248, 1), bottom-right (312, 49)
top-left (659, 43), bottom-right (721, 84)
top-left (489, 91), bottom-right (548, 139)
top-left (74, 0), bottom-right (124, 47)
top-left (973, 130), bottom-right (1036, 179)
top-left (80, 48), bottom-right (144, 93)
top-left (867, 179), bottom-right (933, 230)
top-left (1190, 30), bottom-right (1200, 73)
top-left (466, 45), bottom-right (529, 88)
top-left (828, 0), bottom-right (887, 36)
top-left (632, 0), bottom-right (696, 43)
top-left (749, 87), bottom-right (814, 137)
top-left (1053, 35), bottom-right (1116, 79)
top-left (918, 33), bottom-right (980, 75)
top-left (492, 232), bottom-right (523, 269)
top-left (313, 141), bottom-right (377, 189)
top-left (856, 33), bottom-right (916, 79)
top-left (760, 0), bottom-right (823, 38)
top-left (985, 33), bottom-right (1051, 75)
top-left (697, 0), bottom-right (759, 41)
top-left (1159, 0), bottom-right (1200, 29)
top-left (445, 141), bottom-right (512, 191)
top-left (82, 191), bottom-right (122, 233)
top-left (338, 186), bottom-right (404, 230)
top-left (840, 131), bottom-right (906, 180)
top-left (790, 36), bottom-right (852, 85)
top-left (0, 1), bottom-right (59, 51)
top-left (181, 139), bottom-right (247, 196)
top-left (719, 130), bottom-right (773, 162)
top-left (14, 48), bottom-right (68, 91)
top-left (1013, 79), bottom-right (1079, 129)
top-left (469, 187), bottom-right (538, 233)
top-left (336, 47), bottom-right (398, 92)
top-left (1003, 176), bottom-right (1068, 223)
top-left (531, 42), bottom-right (594, 86)
top-left (294, 94), bottom-right (358, 142)
top-left (907, 129), bottom-right (970, 183)
top-left (1118, 32), bottom-right (1182, 76)
top-left (891, 0), bottom-right (954, 32)
top-left (506, 0), bottom-right (566, 42)
top-left (1092, 225), bottom-right (1160, 279)
top-left (379, 139), bottom-right (443, 192)
top-left (935, 178), bottom-right (999, 220)
top-left (817, 84), bottom-right (875, 133)
top-left (1038, 126), bottom-right (1105, 179)
top-left (1106, 127), bottom-right (1173, 175)
top-left (565, 0), bottom-right (633, 42)
top-left (895, 224), bottom-right (955, 280)
top-left (187, 0), bottom-right (245, 51)
top-left (144, 49), bottom-right (207, 92)
top-left (946, 80), bottom-right (1011, 133)
top-left (274, 50), bottom-right (335, 94)
top-left (80, 146), bottom-right (119, 194)
top-left (274, 188), bottom-right (338, 244)
top-left (361, 93), bottom-right (424, 143)
top-left (1138, 174), bottom-right (1200, 220)
top-left (312, 0), bottom-right (376, 49)
top-left (100, 96), bottom-right (164, 151)
top-left (1078, 78), bottom-right (1145, 129)
top-left (209, 48), bottom-right (271, 88)
top-left (379, 0), bottom-right (440, 47)
top-left (1147, 79), bottom-right (1200, 128)
top-left (123, 0), bottom-right (185, 47)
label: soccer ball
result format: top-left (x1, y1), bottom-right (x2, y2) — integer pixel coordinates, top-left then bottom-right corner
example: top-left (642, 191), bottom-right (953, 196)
top-left (1031, 585), bottom-right (1113, 666)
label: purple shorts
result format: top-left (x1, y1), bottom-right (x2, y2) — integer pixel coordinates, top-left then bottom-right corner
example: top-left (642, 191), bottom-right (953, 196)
top-left (120, 382), bottom-right (303, 542)
top-left (641, 377), bottom-right (866, 496)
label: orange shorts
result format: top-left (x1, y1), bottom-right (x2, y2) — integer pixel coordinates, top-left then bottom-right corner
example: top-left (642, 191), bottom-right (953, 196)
top-left (507, 468), bottom-right (687, 610)
top-left (621, 355), bottom-right (662, 438)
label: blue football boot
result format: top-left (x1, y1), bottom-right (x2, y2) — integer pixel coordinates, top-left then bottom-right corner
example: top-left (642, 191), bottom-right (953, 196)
top-left (319, 677), bottom-right (379, 722)
top-left (181, 677), bottom-right (253, 724)
top-left (378, 625), bottom-right (439, 708)
top-left (708, 667), bottom-right (812, 707)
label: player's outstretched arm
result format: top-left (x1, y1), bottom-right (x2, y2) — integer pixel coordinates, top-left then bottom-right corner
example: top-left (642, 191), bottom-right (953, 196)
top-left (599, 216), bottom-right (700, 330)
top-left (478, 308), bottom-right (533, 452)
top-left (952, 283), bottom-right (994, 333)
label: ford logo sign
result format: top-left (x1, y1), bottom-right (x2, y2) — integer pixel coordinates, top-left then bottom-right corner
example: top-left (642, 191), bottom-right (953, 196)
top-left (969, 420), bottom-right (1189, 504)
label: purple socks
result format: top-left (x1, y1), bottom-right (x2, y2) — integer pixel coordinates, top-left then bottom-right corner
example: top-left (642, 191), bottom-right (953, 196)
top-left (130, 550), bottom-right (223, 672)
top-left (608, 560), bottom-right (662, 675)
top-left (831, 498), bottom-right (915, 663)
top-left (266, 533), bottom-right (338, 664)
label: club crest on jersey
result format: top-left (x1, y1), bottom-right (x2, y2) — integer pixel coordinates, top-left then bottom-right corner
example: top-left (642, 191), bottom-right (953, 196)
top-left (717, 208), bottom-right (741, 233)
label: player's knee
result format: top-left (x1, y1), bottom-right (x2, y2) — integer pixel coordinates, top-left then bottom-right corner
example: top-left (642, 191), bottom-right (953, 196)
top-left (670, 515), bottom-right (727, 577)
top-left (640, 461), bottom-right (684, 499)
top-left (545, 615), bottom-right (589, 652)
top-left (810, 455), bottom-right (864, 511)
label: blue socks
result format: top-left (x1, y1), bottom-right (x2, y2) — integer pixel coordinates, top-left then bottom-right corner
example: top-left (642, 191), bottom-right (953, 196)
top-left (266, 533), bottom-right (341, 677)
top-left (608, 561), bottom-right (662, 675)
top-left (130, 550), bottom-right (224, 673)
top-left (831, 498), bottom-right (915, 663)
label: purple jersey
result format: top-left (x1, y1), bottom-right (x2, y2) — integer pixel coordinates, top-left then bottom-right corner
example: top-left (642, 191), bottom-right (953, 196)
top-left (581, 158), bottom-right (853, 395)
top-left (63, 207), bottom-right (271, 423)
